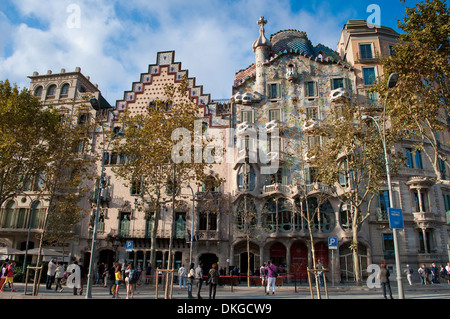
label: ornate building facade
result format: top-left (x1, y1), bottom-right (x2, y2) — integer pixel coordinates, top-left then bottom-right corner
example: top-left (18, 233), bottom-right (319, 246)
top-left (1, 18), bottom-right (448, 283)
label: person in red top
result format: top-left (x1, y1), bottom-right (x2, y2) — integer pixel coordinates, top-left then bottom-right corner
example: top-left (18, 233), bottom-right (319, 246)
top-left (1, 261), bottom-right (16, 292)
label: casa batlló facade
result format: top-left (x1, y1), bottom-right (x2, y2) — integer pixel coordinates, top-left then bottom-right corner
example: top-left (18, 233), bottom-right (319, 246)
top-left (1, 18), bottom-right (449, 283)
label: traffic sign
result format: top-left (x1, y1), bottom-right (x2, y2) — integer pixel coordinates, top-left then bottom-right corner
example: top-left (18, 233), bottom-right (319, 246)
top-left (126, 240), bottom-right (133, 252)
top-left (328, 237), bottom-right (338, 249)
top-left (388, 208), bottom-right (404, 229)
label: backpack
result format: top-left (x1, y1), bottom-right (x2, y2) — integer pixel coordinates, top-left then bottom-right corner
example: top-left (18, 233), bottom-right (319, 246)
top-left (129, 269), bottom-right (136, 282)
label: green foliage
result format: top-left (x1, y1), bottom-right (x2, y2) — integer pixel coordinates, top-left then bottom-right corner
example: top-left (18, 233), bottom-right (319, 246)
top-left (374, 0), bottom-right (450, 182)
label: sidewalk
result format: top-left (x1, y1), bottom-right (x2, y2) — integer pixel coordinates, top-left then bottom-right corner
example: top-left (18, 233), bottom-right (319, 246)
top-left (1, 281), bottom-right (449, 299)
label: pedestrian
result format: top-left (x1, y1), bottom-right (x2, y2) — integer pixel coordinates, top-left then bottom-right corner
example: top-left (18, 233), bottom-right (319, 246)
top-left (430, 263), bottom-right (439, 284)
top-left (108, 262), bottom-right (116, 295)
top-left (260, 262), bottom-right (267, 287)
top-left (126, 264), bottom-right (136, 299)
top-left (195, 262), bottom-right (204, 299)
top-left (208, 263), bottom-right (219, 299)
top-left (404, 264), bottom-right (413, 285)
top-left (377, 263), bottom-right (393, 299)
top-left (439, 264), bottom-right (447, 284)
top-left (187, 263), bottom-right (195, 298)
top-left (316, 259), bottom-right (324, 287)
top-left (113, 263), bottom-right (122, 298)
top-left (145, 263), bottom-right (152, 284)
top-left (446, 263), bottom-right (450, 284)
top-left (0, 262), bottom-right (7, 292)
top-left (418, 264), bottom-right (426, 285)
top-left (178, 264), bottom-right (187, 288)
top-left (265, 260), bottom-right (277, 295)
top-left (102, 264), bottom-right (109, 287)
top-left (55, 262), bottom-right (65, 292)
top-left (96, 262), bottom-right (105, 285)
top-left (78, 263), bottom-right (85, 295)
top-left (69, 261), bottom-right (82, 295)
top-left (46, 258), bottom-right (57, 289)
top-left (1, 261), bottom-right (16, 292)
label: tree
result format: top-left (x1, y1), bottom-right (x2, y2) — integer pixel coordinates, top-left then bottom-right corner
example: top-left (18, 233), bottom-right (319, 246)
top-left (0, 80), bottom-right (59, 206)
top-left (111, 78), bottom-right (218, 298)
top-left (308, 99), bottom-right (402, 285)
top-left (374, 0), bottom-right (450, 184)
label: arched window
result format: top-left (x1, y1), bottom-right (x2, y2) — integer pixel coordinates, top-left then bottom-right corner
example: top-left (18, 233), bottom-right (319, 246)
top-left (262, 197), bottom-right (294, 233)
top-left (46, 84), bottom-right (57, 98)
top-left (296, 197), bottom-right (336, 233)
top-left (3, 201), bottom-right (15, 228)
top-left (34, 86), bottom-right (43, 98)
top-left (60, 83), bottom-right (69, 96)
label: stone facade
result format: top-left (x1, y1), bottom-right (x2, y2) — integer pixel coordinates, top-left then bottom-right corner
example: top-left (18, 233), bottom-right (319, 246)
top-left (1, 18), bottom-right (448, 283)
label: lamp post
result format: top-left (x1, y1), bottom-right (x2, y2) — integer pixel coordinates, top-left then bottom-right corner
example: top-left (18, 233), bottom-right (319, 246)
top-left (15, 190), bottom-right (39, 282)
top-left (186, 184), bottom-right (197, 266)
top-left (362, 72), bottom-right (404, 299)
top-left (85, 96), bottom-right (122, 299)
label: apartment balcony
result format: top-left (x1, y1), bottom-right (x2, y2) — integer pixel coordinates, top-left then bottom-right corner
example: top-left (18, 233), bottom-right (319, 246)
top-left (196, 230), bottom-right (220, 241)
top-left (412, 211), bottom-right (438, 224)
top-left (235, 147), bottom-right (257, 168)
top-left (292, 183), bottom-right (335, 196)
top-left (262, 183), bottom-right (292, 196)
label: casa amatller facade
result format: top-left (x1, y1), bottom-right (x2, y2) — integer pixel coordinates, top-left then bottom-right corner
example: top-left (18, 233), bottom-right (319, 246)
top-left (1, 18), bottom-right (449, 283)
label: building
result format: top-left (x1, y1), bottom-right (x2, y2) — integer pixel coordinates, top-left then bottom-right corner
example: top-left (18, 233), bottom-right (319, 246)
top-left (0, 67), bottom-right (102, 263)
top-left (2, 18), bottom-right (448, 284)
top-left (338, 20), bottom-right (450, 275)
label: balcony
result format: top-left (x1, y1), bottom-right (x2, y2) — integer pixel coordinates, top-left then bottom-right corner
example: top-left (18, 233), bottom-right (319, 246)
top-left (262, 183), bottom-right (291, 196)
top-left (292, 183), bottom-right (335, 196)
top-left (196, 230), bottom-right (220, 241)
top-left (412, 212), bottom-right (437, 223)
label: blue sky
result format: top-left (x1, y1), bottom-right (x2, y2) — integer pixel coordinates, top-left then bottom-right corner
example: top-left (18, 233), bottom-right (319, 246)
top-left (0, 0), bottom-right (409, 103)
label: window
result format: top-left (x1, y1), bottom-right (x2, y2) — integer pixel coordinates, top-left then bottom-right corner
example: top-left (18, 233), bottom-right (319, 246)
top-left (389, 45), bottom-right (395, 56)
top-left (130, 179), bottom-right (142, 195)
top-left (359, 43), bottom-right (373, 59)
top-left (268, 83), bottom-right (280, 99)
top-left (306, 107), bottom-right (318, 120)
top-left (269, 109), bottom-right (281, 122)
top-left (413, 191), bottom-right (429, 212)
top-left (241, 111), bottom-right (253, 123)
top-left (382, 233), bottom-right (394, 259)
top-left (331, 78), bottom-right (344, 90)
top-left (119, 213), bottom-right (130, 237)
top-left (34, 86), bottom-right (43, 97)
top-left (377, 190), bottom-right (390, 221)
top-left (439, 158), bottom-right (447, 179)
top-left (60, 83), bottom-right (69, 96)
top-left (305, 81), bottom-right (318, 97)
top-left (175, 213), bottom-right (186, 239)
top-left (362, 67), bottom-right (376, 85)
top-left (367, 91), bottom-right (379, 106)
top-left (405, 148), bottom-right (423, 169)
top-left (46, 84), bottom-right (57, 98)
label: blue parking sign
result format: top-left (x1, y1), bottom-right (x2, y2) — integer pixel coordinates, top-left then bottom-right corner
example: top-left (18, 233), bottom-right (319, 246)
top-left (126, 240), bottom-right (133, 251)
top-left (388, 208), bottom-right (404, 229)
top-left (328, 237), bottom-right (337, 249)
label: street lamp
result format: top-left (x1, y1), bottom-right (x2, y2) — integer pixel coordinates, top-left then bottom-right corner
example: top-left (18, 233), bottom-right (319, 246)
top-left (85, 96), bottom-right (122, 299)
top-left (362, 72), bottom-right (404, 299)
top-left (15, 190), bottom-right (39, 282)
top-left (186, 184), bottom-right (197, 266)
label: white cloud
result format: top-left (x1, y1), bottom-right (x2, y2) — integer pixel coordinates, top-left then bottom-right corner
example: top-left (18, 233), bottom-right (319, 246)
top-left (0, 0), bottom-right (355, 102)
